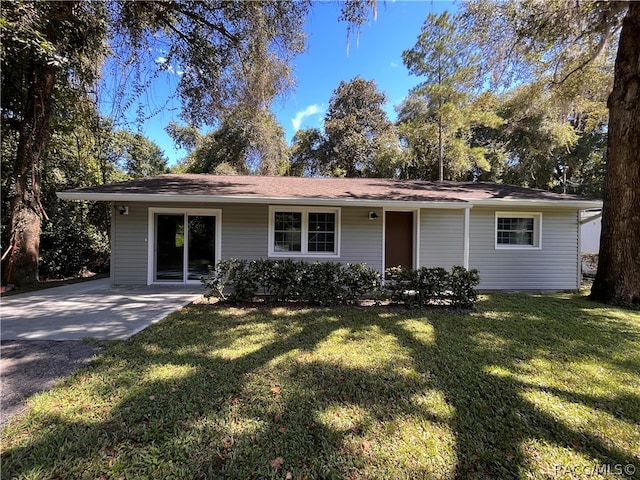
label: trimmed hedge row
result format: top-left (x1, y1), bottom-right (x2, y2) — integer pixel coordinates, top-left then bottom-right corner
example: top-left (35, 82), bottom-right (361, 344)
top-left (202, 259), bottom-right (379, 306)
top-left (202, 259), bottom-right (480, 308)
top-left (385, 265), bottom-right (480, 309)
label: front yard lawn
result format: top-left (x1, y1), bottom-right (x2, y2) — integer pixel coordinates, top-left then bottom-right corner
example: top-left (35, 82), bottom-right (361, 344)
top-left (2, 293), bottom-right (639, 479)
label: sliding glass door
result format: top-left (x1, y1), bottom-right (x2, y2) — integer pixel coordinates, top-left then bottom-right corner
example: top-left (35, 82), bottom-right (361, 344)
top-left (156, 214), bottom-right (185, 281)
top-left (187, 215), bottom-right (216, 280)
top-left (152, 209), bottom-right (220, 283)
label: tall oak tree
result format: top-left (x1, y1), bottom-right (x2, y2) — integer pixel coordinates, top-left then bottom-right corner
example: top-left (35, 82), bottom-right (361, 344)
top-left (461, 0), bottom-right (638, 305)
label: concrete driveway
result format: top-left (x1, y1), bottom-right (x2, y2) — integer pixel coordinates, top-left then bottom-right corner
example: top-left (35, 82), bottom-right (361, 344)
top-left (0, 278), bottom-right (205, 341)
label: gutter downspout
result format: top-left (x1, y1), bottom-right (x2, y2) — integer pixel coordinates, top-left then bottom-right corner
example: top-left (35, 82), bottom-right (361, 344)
top-left (577, 210), bottom-right (582, 290)
top-left (110, 203), bottom-right (116, 286)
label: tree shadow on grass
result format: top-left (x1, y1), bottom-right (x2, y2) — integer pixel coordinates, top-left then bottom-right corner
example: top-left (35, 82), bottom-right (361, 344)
top-left (377, 304), bottom-right (639, 479)
top-left (2, 300), bottom-right (639, 479)
top-left (1, 307), bottom-right (357, 478)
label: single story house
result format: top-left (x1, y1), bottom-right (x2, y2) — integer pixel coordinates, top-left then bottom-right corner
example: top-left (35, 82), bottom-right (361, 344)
top-left (57, 174), bottom-right (602, 290)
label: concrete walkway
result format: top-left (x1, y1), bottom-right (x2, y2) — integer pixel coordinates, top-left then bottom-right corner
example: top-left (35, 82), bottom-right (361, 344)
top-left (0, 278), bottom-right (205, 341)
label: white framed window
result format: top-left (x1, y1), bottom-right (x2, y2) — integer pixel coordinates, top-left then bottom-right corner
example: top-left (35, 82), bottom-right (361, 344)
top-left (268, 206), bottom-right (341, 257)
top-left (495, 212), bottom-right (542, 249)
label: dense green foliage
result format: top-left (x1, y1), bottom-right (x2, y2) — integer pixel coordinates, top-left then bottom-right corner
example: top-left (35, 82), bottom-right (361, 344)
top-left (396, 7), bottom-right (611, 190)
top-left (202, 258), bottom-right (382, 306)
top-left (38, 198), bottom-right (110, 279)
top-left (0, 95), bottom-right (168, 279)
top-left (287, 127), bottom-right (327, 176)
top-left (202, 259), bottom-right (480, 308)
top-left (323, 77), bottom-right (398, 177)
top-left (172, 108), bottom-right (289, 175)
top-left (385, 265), bottom-right (480, 309)
top-left (1, 1), bottom-right (111, 284)
top-left (112, 131), bottom-right (170, 178)
top-left (284, 7), bottom-right (612, 192)
top-left (289, 77), bottom-right (403, 178)
top-left (400, 12), bottom-right (499, 181)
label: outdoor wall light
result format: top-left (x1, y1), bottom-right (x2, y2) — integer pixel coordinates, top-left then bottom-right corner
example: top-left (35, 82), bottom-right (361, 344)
top-left (116, 205), bottom-right (129, 215)
top-left (369, 211), bottom-right (379, 220)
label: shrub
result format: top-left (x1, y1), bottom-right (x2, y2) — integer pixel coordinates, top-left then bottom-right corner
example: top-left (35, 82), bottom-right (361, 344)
top-left (343, 262), bottom-right (383, 305)
top-left (384, 266), bottom-right (480, 309)
top-left (202, 259), bottom-right (258, 303)
top-left (448, 266), bottom-right (480, 308)
top-left (385, 266), bottom-right (417, 305)
top-left (301, 261), bottom-right (348, 306)
top-left (202, 260), bottom-right (479, 309)
top-left (255, 258), bottom-right (302, 303)
top-left (202, 259), bottom-right (381, 306)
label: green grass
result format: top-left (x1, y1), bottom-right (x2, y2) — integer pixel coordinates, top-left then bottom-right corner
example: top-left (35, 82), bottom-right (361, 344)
top-left (2, 293), bottom-right (639, 479)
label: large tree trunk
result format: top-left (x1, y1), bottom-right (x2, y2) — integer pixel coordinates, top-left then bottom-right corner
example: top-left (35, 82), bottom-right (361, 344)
top-left (5, 1), bottom-right (79, 287)
top-left (590, 3), bottom-right (640, 306)
top-left (8, 62), bottom-right (57, 286)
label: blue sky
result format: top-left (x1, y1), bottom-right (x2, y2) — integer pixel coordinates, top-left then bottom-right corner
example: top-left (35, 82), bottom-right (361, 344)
top-left (106, 1), bottom-right (456, 165)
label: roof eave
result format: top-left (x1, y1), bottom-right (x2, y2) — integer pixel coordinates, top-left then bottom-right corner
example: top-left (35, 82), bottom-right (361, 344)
top-left (469, 198), bottom-right (603, 209)
top-left (57, 192), bottom-right (603, 209)
top-left (56, 192), bottom-right (470, 209)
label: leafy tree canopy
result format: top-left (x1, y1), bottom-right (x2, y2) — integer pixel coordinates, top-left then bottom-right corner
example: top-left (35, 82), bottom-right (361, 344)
top-left (112, 131), bottom-right (169, 179)
top-left (400, 11), bottom-right (502, 181)
top-left (286, 77), bottom-right (402, 178)
top-left (170, 107), bottom-right (288, 175)
top-left (287, 128), bottom-right (327, 177)
top-left (323, 76), bottom-right (398, 177)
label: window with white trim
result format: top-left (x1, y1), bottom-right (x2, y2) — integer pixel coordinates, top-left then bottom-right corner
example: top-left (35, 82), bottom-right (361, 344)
top-left (495, 212), bottom-right (542, 249)
top-left (269, 206), bottom-right (340, 257)
top-left (274, 211), bottom-right (302, 252)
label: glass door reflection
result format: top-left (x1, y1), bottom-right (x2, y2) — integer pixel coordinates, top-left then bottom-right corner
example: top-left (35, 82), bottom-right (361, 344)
top-left (187, 215), bottom-right (216, 281)
top-left (155, 214), bottom-right (185, 281)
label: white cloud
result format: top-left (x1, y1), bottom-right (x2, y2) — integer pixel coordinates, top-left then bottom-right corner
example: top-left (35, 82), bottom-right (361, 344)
top-left (292, 104), bottom-right (323, 131)
top-left (390, 61), bottom-right (399, 68)
top-left (155, 56), bottom-right (187, 76)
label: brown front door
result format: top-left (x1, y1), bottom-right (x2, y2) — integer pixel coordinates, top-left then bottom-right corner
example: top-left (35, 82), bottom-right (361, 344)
top-left (385, 211), bottom-right (414, 270)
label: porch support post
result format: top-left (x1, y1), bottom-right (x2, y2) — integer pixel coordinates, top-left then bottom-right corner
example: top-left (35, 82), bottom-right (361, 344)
top-left (463, 206), bottom-right (471, 269)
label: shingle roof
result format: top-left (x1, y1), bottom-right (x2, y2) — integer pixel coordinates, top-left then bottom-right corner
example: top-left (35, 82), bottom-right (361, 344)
top-left (58, 174), bottom-right (601, 207)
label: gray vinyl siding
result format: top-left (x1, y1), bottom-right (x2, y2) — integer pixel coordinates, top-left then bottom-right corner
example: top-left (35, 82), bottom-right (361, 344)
top-left (262, 206), bottom-right (382, 270)
top-left (111, 203), bottom-right (149, 285)
top-left (340, 207), bottom-right (383, 271)
top-left (469, 207), bottom-right (579, 290)
top-left (111, 201), bottom-right (579, 289)
top-left (110, 202), bottom-right (384, 284)
top-left (221, 205), bottom-right (382, 269)
top-left (221, 204), bottom-right (268, 260)
top-left (419, 208), bottom-right (465, 269)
